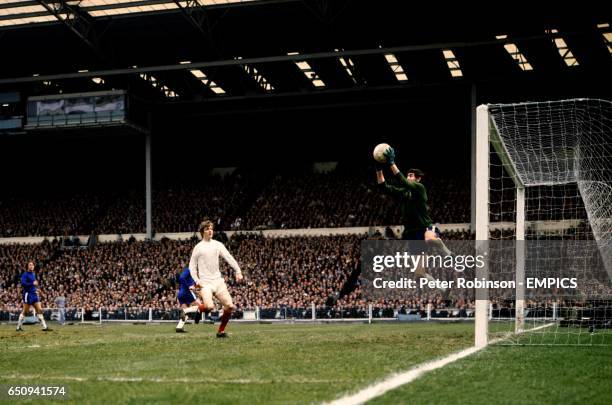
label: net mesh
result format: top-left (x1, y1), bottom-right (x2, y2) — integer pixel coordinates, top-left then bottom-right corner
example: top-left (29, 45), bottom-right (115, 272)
top-left (486, 99), bottom-right (612, 345)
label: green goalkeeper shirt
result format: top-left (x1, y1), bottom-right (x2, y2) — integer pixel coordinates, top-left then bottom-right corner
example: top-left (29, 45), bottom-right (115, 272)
top-left (379, 172), bottom-right (433, 233)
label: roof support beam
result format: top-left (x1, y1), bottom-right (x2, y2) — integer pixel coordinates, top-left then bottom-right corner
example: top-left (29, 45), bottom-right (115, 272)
top-left (0, 30), bottom-right (592, 85)
top-left (172, 0), bottom-right (229, 93)
top-left (172, 0), bottom-right (222, 50)
top-left (301, 0), bottom-right (350, 25)
top-left (173, 0), bottom-right (210, 35)
top-left (35, 0), bottom-right (102, 59)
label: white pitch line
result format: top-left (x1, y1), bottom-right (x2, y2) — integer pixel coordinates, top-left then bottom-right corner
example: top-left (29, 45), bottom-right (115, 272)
top-left (324, 345), bottom-right (483, 405)
top-left (494, 322), bottom-right (556, 341)
top-left (1, 375), bottom-right (345, 385)
top-left (524, 323), bottom-right (556, 333)
top-left (326, 323), bottom-right (558, 405)
top-left (3, 375), bottom-right (87, 382)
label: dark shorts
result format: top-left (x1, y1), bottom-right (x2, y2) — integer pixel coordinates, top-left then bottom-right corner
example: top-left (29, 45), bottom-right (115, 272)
top-left (401, 225), bottom-right (440, 241)
top-left (22, 291), bottom-right (39, 305)
top-left (178, 289), bottom-right (198, 306)
top-left (402, 226), bottom-right (441, 254)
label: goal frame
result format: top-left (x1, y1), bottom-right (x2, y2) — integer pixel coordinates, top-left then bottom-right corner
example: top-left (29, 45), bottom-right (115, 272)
top-left (475, 104), bottom-right (526, 347)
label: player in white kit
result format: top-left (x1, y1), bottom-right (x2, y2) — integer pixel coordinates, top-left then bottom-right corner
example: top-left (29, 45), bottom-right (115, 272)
top-left (189, 220), bottom-right (243, 338)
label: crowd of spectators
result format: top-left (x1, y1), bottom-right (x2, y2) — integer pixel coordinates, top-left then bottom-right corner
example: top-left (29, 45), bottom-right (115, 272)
top-left (0, 167), bottom-right (470, 237)
top-left (3, 230), bottom-right (605, 317)
top-left (227, 233), bottom-right (361, 309)
top-left (0, 232), bottom-right (478, 314)
top-left (93, 190), bottom-right (146, 236)
top-left (0, 163), bottom-right (606, 318)
top-left (240, 171), bottom-right (399, 230)
top-left (152, 173), bottom-right (259, 233)
top-left (0, 237), bottom-right (192, 312)
top-left (0, 193), bottom-right (105, 238)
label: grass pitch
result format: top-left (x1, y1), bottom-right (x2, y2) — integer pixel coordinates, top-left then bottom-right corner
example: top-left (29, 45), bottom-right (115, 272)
top-left (370, 343), bottom-right (612, 405)
top-left (1, 322), bottom-right (471, 404)
top-left (1, 321), bottom-right (610, 404)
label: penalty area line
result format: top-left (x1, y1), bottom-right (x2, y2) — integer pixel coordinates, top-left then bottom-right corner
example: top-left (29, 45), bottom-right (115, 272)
top-left (1, 375), bottom-right (346, 385)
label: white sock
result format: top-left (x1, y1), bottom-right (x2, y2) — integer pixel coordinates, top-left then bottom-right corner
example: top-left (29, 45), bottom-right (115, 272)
top-left (37, 314), bottom-right (47, 329)
top-left (184, 306), bottom-right (198, 314)
top-left (176, 319), bottom-right (185, 329)
top-left (17, 313), bottom-right (25, 329)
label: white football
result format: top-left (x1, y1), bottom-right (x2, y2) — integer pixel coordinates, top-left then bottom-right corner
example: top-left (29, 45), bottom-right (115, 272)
top-left (373, 143), bottom-right (391, 163)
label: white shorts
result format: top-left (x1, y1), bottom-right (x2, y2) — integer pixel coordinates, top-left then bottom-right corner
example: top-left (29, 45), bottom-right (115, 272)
top-left (199, 278), bottom-right (234, 309)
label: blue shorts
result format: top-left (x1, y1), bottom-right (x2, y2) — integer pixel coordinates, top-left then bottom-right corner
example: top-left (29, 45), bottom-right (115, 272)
top-left (22, 291), bottom-right (39, 305)
top-left (178, 289), bottom-right (198, 306)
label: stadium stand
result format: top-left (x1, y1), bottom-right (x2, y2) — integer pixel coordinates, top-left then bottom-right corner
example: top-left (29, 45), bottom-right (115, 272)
top-left (0, 232), bottom-right (477, 315)
top-left (0, 167), bottom-right (470, 237)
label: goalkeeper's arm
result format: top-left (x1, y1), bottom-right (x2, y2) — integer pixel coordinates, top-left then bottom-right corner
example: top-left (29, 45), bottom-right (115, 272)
top-left (376, 147), bottom-right (409, 196)
top-left (389, 162), bottom-right (423, 192)
top-left (376, 166), bottom-right (386, 185)
top-left (383, 146), bottom-right (408, 181)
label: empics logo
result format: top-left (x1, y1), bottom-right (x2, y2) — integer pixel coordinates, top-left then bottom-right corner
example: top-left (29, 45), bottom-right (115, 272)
top-left (526, 278), bottom-right (578, 288)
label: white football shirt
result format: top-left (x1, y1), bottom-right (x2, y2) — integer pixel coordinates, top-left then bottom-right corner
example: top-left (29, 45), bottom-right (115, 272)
top-left (189, 239), bottom-right (241, 283)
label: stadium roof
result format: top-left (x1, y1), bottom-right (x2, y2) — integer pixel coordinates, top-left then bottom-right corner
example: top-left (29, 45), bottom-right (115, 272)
top-left (0, 0), bottom-right (255, 28)
top-left (0, 1), bottom-right (610, 116)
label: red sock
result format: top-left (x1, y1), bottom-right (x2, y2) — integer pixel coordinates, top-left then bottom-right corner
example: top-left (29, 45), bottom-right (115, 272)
top-left (218, 309), bottom-right (232, 333)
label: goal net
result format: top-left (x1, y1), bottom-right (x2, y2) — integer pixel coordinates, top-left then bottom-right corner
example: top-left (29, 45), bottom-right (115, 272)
top-left (475, 98), bottom-right (612, 346)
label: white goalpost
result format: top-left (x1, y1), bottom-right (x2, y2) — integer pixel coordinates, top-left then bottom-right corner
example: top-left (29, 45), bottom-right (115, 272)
top-left (475, 98), bottom-right (612, 346)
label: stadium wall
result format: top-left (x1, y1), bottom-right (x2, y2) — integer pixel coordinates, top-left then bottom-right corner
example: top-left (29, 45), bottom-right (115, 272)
top-left (0, 223), bottom-right (472, 245)
top-left (0, 220), bottom-right (578, 245)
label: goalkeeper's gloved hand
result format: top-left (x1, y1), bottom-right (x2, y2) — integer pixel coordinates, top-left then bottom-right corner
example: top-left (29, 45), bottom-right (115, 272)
top-left (375, 160), bottom-right (385, 171)
top-left (384, 147), bottom-right (395, 165)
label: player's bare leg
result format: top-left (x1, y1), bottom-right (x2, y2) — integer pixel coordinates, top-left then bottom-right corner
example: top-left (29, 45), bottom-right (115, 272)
top-left (16, 303), bottom-right (30, 331)
top-left (177, 295), bottom-right (208, 332)
top-left (176, 302), bottom-right (201, 333)
top-left (176, 304), bottom-right (189, 333)
top-left (186, 303), bottom-right (201, 325)
top-left (199, 285), bottom-right (215, 316)
top-left (415, 264), bottom-right (447, 293)
top-left (197, 303), bottom-right (215, 324)
top-left (416, 231), bottom-right (448, 292)
top-left (33, 302), bottom-right (50, 331)
top-left (425, 229), bottom-right (452, 256)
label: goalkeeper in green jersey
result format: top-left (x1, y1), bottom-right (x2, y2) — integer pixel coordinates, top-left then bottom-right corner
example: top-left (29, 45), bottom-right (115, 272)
top-left (375, 146), bottom-right (452, 286)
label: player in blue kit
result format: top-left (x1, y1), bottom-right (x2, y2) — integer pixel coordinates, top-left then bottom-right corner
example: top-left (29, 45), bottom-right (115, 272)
top-left (16, 261), bottom-right (51, 332)
top-left (175, 267), bottom-right (204, 333)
